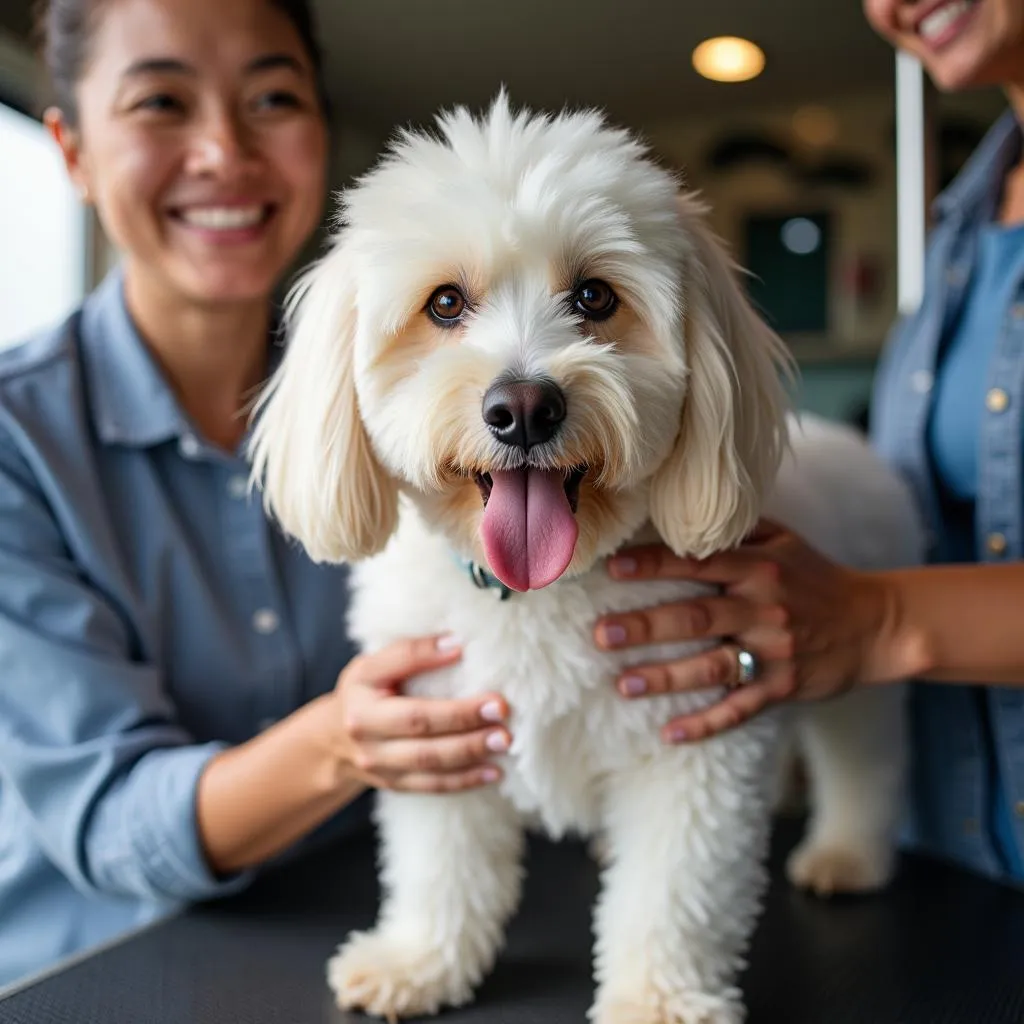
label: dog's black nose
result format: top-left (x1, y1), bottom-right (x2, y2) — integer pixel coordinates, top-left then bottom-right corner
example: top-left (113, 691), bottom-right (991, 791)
top-left (482, 379), bottom-right (567, 451)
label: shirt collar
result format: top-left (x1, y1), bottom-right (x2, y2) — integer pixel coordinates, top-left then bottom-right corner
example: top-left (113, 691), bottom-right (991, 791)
top-left (932, 108), bottom-right (1022, 223)
top-left (79, 267), bottom-right (190, 447)
top-left (80, 266), bottom-right (284, 450)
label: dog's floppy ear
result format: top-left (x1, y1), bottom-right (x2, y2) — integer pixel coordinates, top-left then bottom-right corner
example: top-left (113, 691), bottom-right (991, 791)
top-left (248, 239), bottom-right (399, 563)
top-left (649, 195), bottom-right (793, 558)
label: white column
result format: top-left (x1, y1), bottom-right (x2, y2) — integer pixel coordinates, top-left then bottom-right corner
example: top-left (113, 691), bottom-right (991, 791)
top-left (895, 50), bottom-right (928, 315)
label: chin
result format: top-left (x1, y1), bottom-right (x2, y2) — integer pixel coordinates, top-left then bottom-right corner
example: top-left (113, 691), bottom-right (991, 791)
top-left (923, 50), bottom-right (992, 90)
top-left (172, 263), bottom-right (281, 306)
top-left (248, 93), bottom-right (923, 1023)
top-left (164, 226), bottom-right (307, 308)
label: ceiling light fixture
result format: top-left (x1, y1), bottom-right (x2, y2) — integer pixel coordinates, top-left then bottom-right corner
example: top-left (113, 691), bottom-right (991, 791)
top-left (692, 36), bottom-right (766, 83)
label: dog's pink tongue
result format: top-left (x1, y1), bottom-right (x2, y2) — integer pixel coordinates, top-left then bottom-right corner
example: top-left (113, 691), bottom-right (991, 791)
top-left (481, 469), bottom-right (579, 592)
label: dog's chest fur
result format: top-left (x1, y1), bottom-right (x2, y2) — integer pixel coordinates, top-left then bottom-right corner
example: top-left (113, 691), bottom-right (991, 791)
top-left (347, 510), bottom-right (749, 838)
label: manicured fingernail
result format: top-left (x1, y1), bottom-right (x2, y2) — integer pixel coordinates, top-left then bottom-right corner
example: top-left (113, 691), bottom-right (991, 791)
top-left (486, 730), bottom-right (510, 753)
top-left (480, 700), bottom-right (505, 722)
top-left (436, 634), bottom-right (461, 652)
top-left (665, 725), bottom-right (688, 744)
top-left (610, 556), bottom-right (638, 577)
top-left (620, 675), bottom-right (647, 696)
top-left (602, 624), bottom-right (627, 647)
top-left (481, 767), bottom-right (501, 783)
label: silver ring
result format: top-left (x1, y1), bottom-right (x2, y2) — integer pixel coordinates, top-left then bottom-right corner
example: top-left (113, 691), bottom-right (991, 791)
top-left (735, 647), bottom-right (759, 686)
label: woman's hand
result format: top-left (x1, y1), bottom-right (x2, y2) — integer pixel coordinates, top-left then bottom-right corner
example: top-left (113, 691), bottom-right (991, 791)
top-left (594, 521), bottom-right (899, 743)
top-left (198, 635), bottom-right (506, 874)
top-left (318, 635), bottom-right (511, 793)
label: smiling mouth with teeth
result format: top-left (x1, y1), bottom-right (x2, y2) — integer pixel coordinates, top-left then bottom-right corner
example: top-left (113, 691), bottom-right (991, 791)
top-left (170, 204), bottom-right (276, 232)
top-left (917, 0), bottom-right (978, 45)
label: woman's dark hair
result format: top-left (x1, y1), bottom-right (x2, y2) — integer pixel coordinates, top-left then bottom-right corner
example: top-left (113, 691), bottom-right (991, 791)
top-left (33, 0), bottom-right (330, 125)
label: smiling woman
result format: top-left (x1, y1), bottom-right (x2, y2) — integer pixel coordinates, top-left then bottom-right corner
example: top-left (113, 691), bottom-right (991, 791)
top-left (0, 0), bottom-right (516, 990)
top-left (43, 0), bottom-right (328, 339)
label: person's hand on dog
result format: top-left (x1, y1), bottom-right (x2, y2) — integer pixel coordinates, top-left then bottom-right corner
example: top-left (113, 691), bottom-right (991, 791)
top-left (595, 520), bottom-right (898, 743)
top-left (320, 636), bottom-right (510, 792)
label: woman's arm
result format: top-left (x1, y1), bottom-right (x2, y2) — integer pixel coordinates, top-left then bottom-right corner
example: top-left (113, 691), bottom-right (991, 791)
top-left (196, 638), bottom-right (511, 875)
top-left (194, 697), bottom-right (366, 877)
top-left (874, 562), bottom-right (1024, 686)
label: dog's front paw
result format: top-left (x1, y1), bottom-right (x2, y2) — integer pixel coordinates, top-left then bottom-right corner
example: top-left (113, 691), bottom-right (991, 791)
top-left (590, 991), bottom-right (743, 1024)
top-left (327, 930), bottom-right (475, 1020)
top-left (786, 838), bottom-right (894, 896)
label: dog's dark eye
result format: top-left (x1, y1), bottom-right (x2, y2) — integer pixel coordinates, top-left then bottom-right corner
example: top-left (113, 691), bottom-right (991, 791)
top-left (572, 279), bottom-right (618, 321)
top-left (427, 285), bottom-right (467, 325)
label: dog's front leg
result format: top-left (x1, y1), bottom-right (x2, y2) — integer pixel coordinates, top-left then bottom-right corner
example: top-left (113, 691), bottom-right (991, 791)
top-left (590, 738), bottom-right (776, 1024)
top-left (327, 788), bottom-right (524, 1020)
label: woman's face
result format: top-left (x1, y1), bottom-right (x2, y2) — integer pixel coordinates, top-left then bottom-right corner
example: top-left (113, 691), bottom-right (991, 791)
top-left (50, 0), bottom-right (328, 306)
top-left (864, 0), bottom-right (1024, 90)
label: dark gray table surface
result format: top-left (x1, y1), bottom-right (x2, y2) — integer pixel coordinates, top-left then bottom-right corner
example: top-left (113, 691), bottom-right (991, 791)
top-left (2, 819), bottom-right (1023, 1024)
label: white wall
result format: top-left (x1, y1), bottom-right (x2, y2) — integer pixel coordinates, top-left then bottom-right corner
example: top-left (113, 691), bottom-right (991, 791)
top-left (0, 102), bottom-right (87, 348)
top-left (0, 30), bottom-right (88, 349)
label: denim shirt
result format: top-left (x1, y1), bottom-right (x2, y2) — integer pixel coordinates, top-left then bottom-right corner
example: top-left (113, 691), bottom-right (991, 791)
top-left (871, 109), bottom-right (1024, 882)
top-left (0, 270), bottom-right (367, 989)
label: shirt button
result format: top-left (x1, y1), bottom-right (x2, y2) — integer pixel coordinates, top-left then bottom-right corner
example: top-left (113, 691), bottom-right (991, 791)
top-left (1013, 302), bottom-right (1024, 322)
top-left (179, 434), bottom-right (201, 459)
top-left (963, 817), bottom-right (979, 835)
top-left (986, 388), bottom-right (1009, 413)
top-left (1015, 800), bottom-right (1024, 819)
top-left (945, 265), bottom-right (967, 287)
top-left (228, 474), bottom-right (249, 500)
top-left (910, 370), bottom-right (933, 394)
top-left (252, 608), bottom-right (280, 634)
top-left (986, 532), bottom-right (1008, 557)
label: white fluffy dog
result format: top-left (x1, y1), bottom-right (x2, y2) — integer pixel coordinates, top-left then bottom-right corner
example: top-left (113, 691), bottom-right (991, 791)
top-left (250, 94), bottom-right (922, 1024)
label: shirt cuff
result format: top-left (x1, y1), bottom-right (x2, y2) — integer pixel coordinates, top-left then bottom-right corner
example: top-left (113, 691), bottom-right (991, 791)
top-left (124, 742), bottom-right (256, 902)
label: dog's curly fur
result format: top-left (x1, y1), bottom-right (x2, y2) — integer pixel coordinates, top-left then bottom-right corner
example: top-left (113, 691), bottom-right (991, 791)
top-left (250, 93), bottom-right (923, 1023)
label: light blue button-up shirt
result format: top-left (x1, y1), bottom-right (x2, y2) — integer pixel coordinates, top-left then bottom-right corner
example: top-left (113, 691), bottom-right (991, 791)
top-left (0, 269), bottom-right (368, 988)
top-left (871, 109), bottom-right (1024, 883)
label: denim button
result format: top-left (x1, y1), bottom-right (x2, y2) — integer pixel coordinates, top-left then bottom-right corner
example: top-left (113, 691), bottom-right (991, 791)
top-left (228, 474), bottom-right (249, 499)
top-left (252, 608), bottom-right (280, 634)
top-left (986, 388), bottom-right (1009, 413)
top-left (179, 434), bottom-right (201, 459)
top-left (910, 370), bottom-right (933, 394)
